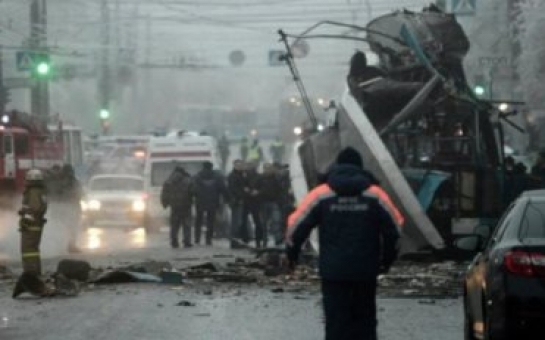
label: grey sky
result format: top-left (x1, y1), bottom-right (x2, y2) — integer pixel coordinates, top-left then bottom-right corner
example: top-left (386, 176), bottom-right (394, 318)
top-left (0, 0), bottom-right (433, 133)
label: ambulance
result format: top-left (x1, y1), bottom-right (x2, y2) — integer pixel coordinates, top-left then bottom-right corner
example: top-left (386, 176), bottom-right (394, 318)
top-left (143, 131), bottom-right (221, 231)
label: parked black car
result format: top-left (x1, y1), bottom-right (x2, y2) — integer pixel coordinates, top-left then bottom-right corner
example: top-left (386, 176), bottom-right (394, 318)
top-left (457, 190), bottom-right (545, 339)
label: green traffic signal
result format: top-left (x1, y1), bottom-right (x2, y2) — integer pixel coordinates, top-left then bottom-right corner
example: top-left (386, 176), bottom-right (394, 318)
top-left (31, 53), bottom-right (52, 78)
top-left (36, 61), bottom-right (51, 76)
top-left (100, 109), bottom-right (110, 119)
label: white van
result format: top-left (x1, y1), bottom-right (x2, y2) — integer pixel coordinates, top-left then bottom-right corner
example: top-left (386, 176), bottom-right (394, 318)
top-left (143, 133), bottom-right (221, 229)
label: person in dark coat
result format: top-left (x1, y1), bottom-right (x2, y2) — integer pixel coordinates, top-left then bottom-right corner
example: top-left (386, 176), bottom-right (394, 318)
top-left (531, 151), bottom-right (545, 188)
top-left (218, 134), bottom-right (230, 173)
top-left (275, 163), bottom-right (296, 246)
top-left (161, 166), bottom-right (194, 248)
top-left (348, 51), bottom-right (386, 85)
top-left (242, 161), bottom-right (264, 248)
top-left (285, 147), bottom-right (403, 340)
top-left (193, 162), bottom-right (229, 246)
top-left (259, 163), bottom-right (283, 247)
top-left (228, 159), bottom-right (247, 248)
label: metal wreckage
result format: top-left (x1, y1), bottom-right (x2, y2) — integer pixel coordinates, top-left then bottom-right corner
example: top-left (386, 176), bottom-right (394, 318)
top-left (281, 5), bottom-right (521, 254)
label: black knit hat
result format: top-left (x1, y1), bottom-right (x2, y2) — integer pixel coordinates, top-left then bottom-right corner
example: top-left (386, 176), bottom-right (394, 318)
top-left (336, 147), bottom-right (363, 168)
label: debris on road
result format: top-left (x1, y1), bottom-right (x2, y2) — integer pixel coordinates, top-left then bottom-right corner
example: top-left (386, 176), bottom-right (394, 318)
top-left (159, 270), bottom-right (184, 285)
top-left (176, 300), bottom-right (196, 307)
top-left (378, 261), bottom-right (466, 298)
top-left (0, 263), bottom-right (14, 280)
top-left (52, 273), bottom-right (80, 297)
top-left (56, 259), bottom-right (92, 282)
top-left (1, 250), bottom-right (467, 301)
top-left (120, 261), bottom-right (173, 276)
top-left (187, 262), bottom-right (221, 273)
top-left (92, 271), bottom-right (162, 284)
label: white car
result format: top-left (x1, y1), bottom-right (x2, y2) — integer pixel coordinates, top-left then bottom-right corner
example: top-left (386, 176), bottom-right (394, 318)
top-left (81, 174), bottom-right (152, 231)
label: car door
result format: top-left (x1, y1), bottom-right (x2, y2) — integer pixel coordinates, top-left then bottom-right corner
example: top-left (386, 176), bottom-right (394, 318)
top-left (467, 203), bottom-right (517, 324)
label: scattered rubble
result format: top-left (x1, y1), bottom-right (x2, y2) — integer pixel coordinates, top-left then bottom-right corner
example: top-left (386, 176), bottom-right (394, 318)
top-left (176, 300), bottom-right (196, 307)
top-left (92, 270), bottom-right (162, 284)
top-left (0, 263), bottom-right (14, 281)
top-left (56, 260), bottom-right (92, 282)
top-left (378, 261), bottom-right (466, 298)
top-left (119, 260), bottom-right (173, 276)
top-left (159, 271), bottom-right (184, 285)
top-left (2, 251), bottom-right (468, 300)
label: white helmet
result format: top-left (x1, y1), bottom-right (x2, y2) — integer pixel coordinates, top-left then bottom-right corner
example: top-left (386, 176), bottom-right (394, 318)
top-left (26, 169), bottom-right (44, 182)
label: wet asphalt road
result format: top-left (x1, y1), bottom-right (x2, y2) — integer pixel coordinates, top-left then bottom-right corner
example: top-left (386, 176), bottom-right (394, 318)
top-left (0, 199), bottom-right (462, 340)
top-left (0, 283), bottom-right (462, 340)
top-left (0, 138), bottom-right (464, 338)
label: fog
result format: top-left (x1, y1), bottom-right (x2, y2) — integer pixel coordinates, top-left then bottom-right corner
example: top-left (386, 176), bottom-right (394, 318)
top-left (0, 0), bottom-right (430, 135)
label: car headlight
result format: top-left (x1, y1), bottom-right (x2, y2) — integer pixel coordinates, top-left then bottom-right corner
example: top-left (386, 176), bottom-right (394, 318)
top-left (132, 200), bottom-right (146, 212)
top-left (88, 199), bottom-right (101, 211)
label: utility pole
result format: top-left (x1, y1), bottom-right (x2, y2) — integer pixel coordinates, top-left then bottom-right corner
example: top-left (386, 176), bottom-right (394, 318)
top-left (144, 14), bottom-right (152, 129)
top-left (30, 0), bottom-right (49, 118)
top-left (99, 0), bottom-right (111, 135)
top-left (0, 48), bottom-right (6, 114)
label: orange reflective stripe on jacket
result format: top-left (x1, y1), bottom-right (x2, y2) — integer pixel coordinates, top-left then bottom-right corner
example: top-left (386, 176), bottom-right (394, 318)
top-left (286, 184), bottom-right (333, 244)
top-left (367, 185), bottom-right (405, 227)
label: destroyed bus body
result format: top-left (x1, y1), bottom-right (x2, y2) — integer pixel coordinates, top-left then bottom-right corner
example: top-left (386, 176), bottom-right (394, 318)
top-left (0, 111), bottom-right (82, 194)
top-left (289, 6), bottom-right (508, 252)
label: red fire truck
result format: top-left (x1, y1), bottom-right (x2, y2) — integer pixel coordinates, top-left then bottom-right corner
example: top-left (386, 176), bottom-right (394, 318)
top-left (0, 110), bottom-right (80, 193)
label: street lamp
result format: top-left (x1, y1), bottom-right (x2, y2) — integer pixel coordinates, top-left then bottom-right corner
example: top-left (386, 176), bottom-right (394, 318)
top-left (100, 109), bottom-right (110, 120)
top-left (474, 85), bottom-right (485, 97)
top-left (499, 103), bottom-right (509, 112)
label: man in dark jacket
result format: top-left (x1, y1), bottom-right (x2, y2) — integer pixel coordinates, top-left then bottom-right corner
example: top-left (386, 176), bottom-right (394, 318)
top-left (218, 134), bottom-right (230, 173)
top-left (286, 147), bottom-right (403, 340)
top-left (228, 159), bottom-right (247, 248)
top-left (194, 162), bottom-right (229, 246)
top-left (259, 163), bottom-right (283, 247)
top-left (242, 161), bottom-right (264, 248)
top-left (161, 166), bottom-right (194, 248)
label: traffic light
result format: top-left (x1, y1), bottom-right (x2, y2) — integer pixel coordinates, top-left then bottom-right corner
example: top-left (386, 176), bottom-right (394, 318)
top-left (99, 108), bottom-right (110, 135)
top-left (99, 109), bottom-right (110, 120)
top-left (31, 53), bottom-right (51, 78)
top-left (473, 75), bottom-right (487, 97)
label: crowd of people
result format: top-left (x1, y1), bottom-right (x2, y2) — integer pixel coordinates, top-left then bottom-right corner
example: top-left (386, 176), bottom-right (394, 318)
top-left (161, 158), bottom-right (294, 249)
top-left (218, 135), bottom-right (286, 172)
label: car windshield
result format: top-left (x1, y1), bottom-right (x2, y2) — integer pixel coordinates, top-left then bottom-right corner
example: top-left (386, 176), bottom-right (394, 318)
top-left (90, 177), bottom-right (143, 191)
top-left (151, 161), bottom-right (203, 187)
top-left (519, 201), bottom-right (545, 239)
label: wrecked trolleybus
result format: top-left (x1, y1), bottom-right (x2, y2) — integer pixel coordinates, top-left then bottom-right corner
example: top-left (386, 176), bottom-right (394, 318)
top-left (286, 5), bottom-right (514, 253)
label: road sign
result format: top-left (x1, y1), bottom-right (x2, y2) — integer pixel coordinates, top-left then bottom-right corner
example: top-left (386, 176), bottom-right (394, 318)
top-left (16, 51), bottom-right (36, 71)
top-left (229, 50), bottom-right (246, 66)
top-left (269, 50), bottom-right (285, 66)
top-left (451, 0), bottom-right (476, 16)
top-left (3, 77), bottom-right (34, 89)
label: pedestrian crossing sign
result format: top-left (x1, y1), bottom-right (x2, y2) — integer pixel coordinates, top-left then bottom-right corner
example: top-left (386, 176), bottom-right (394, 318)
top-left (451, 0), bottom-right (476, 16)
top-left (16, 51), bottom-right (36, 71)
